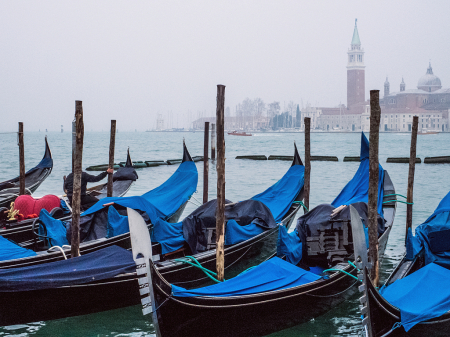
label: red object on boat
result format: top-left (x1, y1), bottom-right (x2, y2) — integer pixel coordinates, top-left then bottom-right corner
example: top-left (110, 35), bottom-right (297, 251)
top-left (227, 131), bottom-right (253, 136)
top-left (14, 195), bottom-right (61, 218)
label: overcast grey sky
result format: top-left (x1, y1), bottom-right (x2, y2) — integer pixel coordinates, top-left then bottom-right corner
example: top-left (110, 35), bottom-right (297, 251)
top-left (1, 0), bottom-right (449, 131)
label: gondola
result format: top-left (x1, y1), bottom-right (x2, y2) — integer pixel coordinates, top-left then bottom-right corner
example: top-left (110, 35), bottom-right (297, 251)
top-left (0, 142), bottom-right (198, 269)
top-left (0, 137), bottom-right (53, 209)
top-left (361, 190), bottom-right (450, 337)
top-left (0, 148), bottom-right (137, 245)
top-left (145, 143), bottom-right (305, 288)
top-left (0, 143), bottom-right (304, 326)
top-left (146, 132), bottom-right (397, 337)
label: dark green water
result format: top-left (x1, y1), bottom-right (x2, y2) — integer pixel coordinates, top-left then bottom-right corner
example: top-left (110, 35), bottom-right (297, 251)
top-left (0, 131), bottom-right (448, 336)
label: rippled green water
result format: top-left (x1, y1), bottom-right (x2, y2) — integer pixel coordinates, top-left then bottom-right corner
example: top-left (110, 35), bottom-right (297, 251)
top-left (1, 131), bottom-right (449, 336)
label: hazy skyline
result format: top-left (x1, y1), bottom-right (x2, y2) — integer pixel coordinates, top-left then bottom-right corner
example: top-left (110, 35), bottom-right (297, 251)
top-left (1, 1), bottom-right (449, 131)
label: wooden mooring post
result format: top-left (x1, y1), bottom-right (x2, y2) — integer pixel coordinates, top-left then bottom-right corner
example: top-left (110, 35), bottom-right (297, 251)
top-left (216, 85), bottom-right (226, 281)
top-left (72, 118), bottom-right (76, 172)
top-left (203, 122), bottom-right (210, 204)
top-left (18, 122), bottom-right (25, 195)
top-left (71, 101), bottom-right (84, 258)
top-left (304, 117), bottom-right (311, 213)
top-left (211, 123), bottom-right (216, 160)
top-left (107, 120), bottom-right (116, 198)
top-left (368, 90), bottom-right (381, 285)
top-left (406, 116), bottom-right (419, 241)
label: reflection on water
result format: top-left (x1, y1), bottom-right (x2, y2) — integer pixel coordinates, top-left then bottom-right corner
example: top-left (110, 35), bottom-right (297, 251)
top-left (1, 131), bottom-right (449, 336)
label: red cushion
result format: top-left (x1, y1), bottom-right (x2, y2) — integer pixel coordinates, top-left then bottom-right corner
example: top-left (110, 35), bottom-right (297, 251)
top-left (14, 195), bottom-right (61, 217)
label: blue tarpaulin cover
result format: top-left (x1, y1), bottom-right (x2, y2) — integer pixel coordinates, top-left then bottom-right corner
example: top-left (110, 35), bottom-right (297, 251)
top-left (172, 256), bottom-right (321, 298)
top-left (252, 165), bottom-right (305, 222)
top-left (151, 218), bottom-right (185, 254)
top-left (0, 245), bottom-right (135, 292)
top-left (0, 236), bottom-right (37, 261)
top-left (225, 220), bottom-right (264, 245)
top-left (82, 161), bottom-right (197, 221)
top-left (82, 196), bottom-right (163, 223)
top-left (407, 190), bottom-right (450, 266)
top-left (141, 161), bottom-right (198, 218)
top-left (39, 209), bottom-right (69, 246)
top-left (332, 133), bottom-right (385, 216)
top-left (277, 226), bottom-right (302, 265)
top-left (107, 206), bottom-right (130, 238)
top-left (381, 262), bottom-right (450, 331)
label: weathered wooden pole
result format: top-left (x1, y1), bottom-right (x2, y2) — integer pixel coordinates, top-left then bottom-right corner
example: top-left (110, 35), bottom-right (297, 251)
top-left (406, 116), bottom-right (419, 241)
top-left (18, 122), bottom-right (25, 195)
top-left (72, 118), bottom-right (76, 172)
top-left (203, 121), bottom-right (210, 204)
top-left (216, 85), bottom-right (226, 282)
top-left (107, 120), bottom-right (116, 198)
top-left (71, 101), bottom-right (84, 258)
top-left (304, 117), bottom-right (311, 213)
top-left (368, 90), bottom-right (381, 285)
top-left (211, 123), bottom-right (216, 160)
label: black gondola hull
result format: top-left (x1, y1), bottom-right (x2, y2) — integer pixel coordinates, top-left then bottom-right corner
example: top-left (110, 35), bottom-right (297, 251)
top-left (152, 224), bottom-right (392, 337)
top-left (0, 275), bottom-right (141, 327)
top-left (363, 258), bottom-right (450, 337)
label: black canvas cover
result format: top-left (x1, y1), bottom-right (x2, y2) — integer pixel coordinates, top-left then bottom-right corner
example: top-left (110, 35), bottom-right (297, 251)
top-left (182, 199), bottom-right (276, 254)
top-left (113, 166), bottom-right (138, 182)
top-left (296, 202), bottom-right (385, 261)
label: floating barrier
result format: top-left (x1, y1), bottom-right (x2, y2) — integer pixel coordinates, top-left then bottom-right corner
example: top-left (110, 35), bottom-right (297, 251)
top-left (424, 156), bottom-right (450, 164)
top-left (387, 157), bottom-right (421, 163)
top-left (192, 156), bottom-right (204, 162)
top-left (310, 156), bottom-right (338, 162)
top-left (343, 156), bottom-right (360, 162)
top-left (235, 155), bottom-right (268, 160)
top-left (268, 155), bottom-right (293, 161)
top-left (132, 161), bottom-right (148, 169)
top-left (86, 164), bottom-right (121, 171)
top-left (166, 159), bottom-right (182, 165)
top-left (145, 160), bottom-right (166, 167)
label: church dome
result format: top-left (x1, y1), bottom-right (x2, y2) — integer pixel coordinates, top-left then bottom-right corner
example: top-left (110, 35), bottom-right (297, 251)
top-left (417, 63), bottom-right (442, 92)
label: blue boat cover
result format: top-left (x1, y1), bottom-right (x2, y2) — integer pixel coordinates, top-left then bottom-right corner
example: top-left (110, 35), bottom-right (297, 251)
top-left (381, 262), bottom-right (450, 331)
top-left (172, 256), bottom-right (321, 297)
top-left (82, 196), bottom-right (164, 223)
top-left (225, 220), bottom-right (264, 246)
top-left (39, 209), bottom-right (69, 246)
top-left (0, 245), bottom-right (135, 292)
top-left (151, 218), bottom-right (185, 254)
top-left (141, 161), bottom-right (198, 218)
top-left (277, 225), bottom-right (302, 265)
top-left (107, 206), bottom-right (130, 238)
top-left (332, 133), bottom-right (385, 216)
top-left (406, 190), bottom-right (450, 266)
top-left (0, 236), bottom-right (37, 261)
top-left (252, 164), bottom-right (305, 222)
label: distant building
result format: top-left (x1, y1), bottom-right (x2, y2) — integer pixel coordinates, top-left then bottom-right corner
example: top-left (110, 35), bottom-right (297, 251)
top-left (315, 20), bottom-right (449, 132)
top-left (192, 116), bottom-right (270, 130)
top-left (380, 63), bottom-right (450, 132)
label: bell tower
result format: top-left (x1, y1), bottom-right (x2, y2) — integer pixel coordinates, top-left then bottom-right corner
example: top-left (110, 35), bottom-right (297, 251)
top-left (347, 19), bottom-right (365, 109)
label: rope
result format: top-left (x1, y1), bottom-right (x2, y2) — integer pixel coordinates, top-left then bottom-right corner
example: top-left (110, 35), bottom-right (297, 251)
top-left (382, 199), bottom-right (413, 205)
top-left (0, 132), bottom-right (19, 135)
top-left (321, 268), bottom-right (360, 281)
top-left (293, 200), bottom-right (309, 212)
top-left (379, 322), bottom-right (402, 337)
top-left (174, 256), bottom-right (224, 283)
top-left (384, 193), bottom-right (407, 199)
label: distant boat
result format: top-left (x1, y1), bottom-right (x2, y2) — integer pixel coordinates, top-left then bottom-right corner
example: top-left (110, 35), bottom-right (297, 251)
top-left (418, 129), bottom-right (439, 135)
top-left (228, 130), bottom-right (253, 136)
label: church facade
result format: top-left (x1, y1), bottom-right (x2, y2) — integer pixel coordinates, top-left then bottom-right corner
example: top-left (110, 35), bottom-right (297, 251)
top-left (315, 21), bottom-right (450, 132)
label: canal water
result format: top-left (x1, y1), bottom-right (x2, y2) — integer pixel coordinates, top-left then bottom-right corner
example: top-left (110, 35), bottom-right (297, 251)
top-left (0, 130), bottom-right (448, 336)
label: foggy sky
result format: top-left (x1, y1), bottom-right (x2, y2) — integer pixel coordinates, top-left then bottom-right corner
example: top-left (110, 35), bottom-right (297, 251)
top-left (1, 0), bottom-right (449, 131)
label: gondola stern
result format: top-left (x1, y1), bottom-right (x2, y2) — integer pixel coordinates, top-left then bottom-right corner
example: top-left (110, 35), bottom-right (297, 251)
top-left (291, 142), bottom-right (303, 167)
top-left (125, 148), bottom-right (133, 167)
top-left (36, 136), bottom-right (53, 169)
top-left (182, 140), bottom-right (194, 163)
